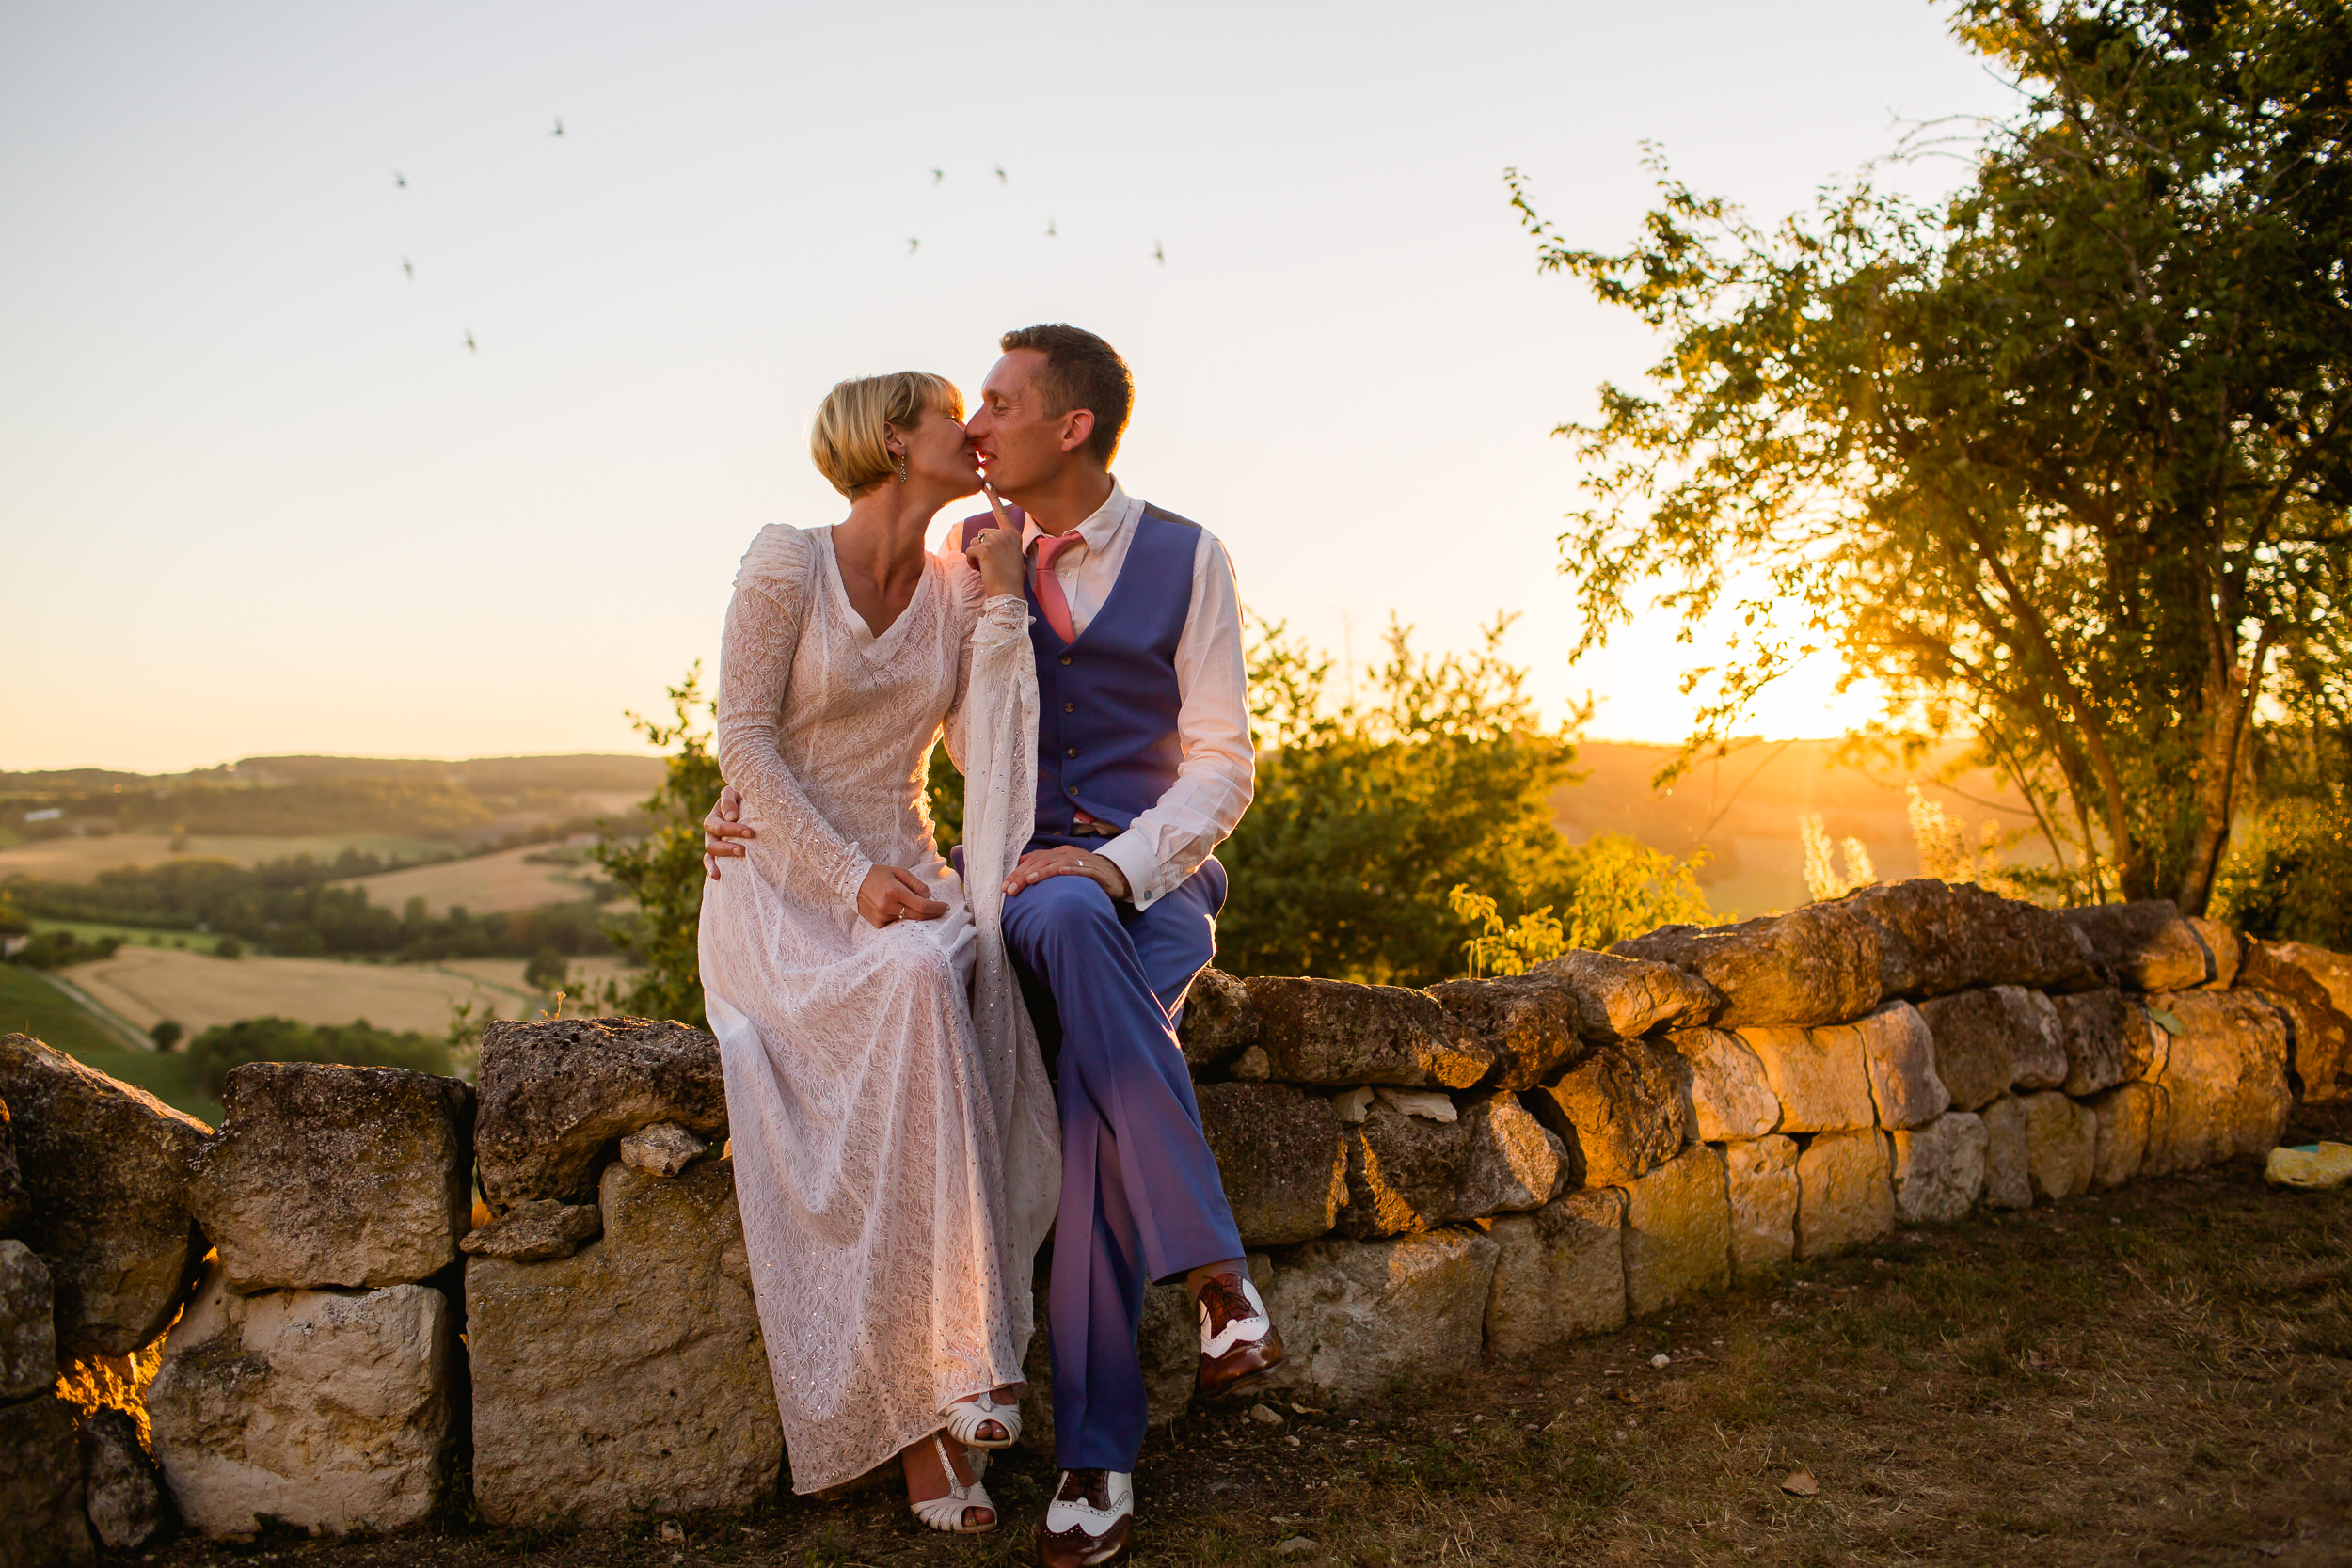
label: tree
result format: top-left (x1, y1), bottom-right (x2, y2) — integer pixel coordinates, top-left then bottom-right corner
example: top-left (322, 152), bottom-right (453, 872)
top-left (523, 947), bottom-right (568, 993)
top-left (1513, 0), bottom-right (2352, 914)
top-left (594, 667), bottom-right (724, 1026)
top-left (149, 1019), bottom-right (183, 1052)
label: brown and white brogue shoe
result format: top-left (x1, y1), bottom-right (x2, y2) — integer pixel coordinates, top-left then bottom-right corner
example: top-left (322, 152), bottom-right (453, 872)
top-left (1038, 1467), bottom-right (1133, 1568)
top-left (1195, 1269), bottom-right (1284, 1397)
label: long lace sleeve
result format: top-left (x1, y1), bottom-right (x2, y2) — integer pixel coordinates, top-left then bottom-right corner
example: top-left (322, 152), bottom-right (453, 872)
top-left (713, 527), bottom-right (873, 901)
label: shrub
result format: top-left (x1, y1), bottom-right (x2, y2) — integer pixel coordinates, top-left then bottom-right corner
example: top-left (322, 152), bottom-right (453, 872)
top-left (186, 1016), bottom-right (448, 1098)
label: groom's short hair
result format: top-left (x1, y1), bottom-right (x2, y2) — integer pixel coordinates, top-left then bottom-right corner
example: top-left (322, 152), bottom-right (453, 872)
top-left (1000, 324), bottom-right (1132, 466)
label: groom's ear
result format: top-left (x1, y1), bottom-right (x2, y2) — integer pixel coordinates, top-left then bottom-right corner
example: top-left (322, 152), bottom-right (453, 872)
top-left (1057, 407), bottom-right (1098, 457)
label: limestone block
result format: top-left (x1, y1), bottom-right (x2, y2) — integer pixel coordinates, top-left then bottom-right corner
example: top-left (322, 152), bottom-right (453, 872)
top-left (2240, 940), bottom-right (2352, 1102)
top-left (0, 1034), bottom-right (207, 1356)
top-left (1836, 1001), bottom-right (1948, 1130)
top-left (619, 1120), bottom-right (708, 1177)
top-left (1377, 1087), bottom-right (1457, 1121)
top-left (1527, 1037), bottom-right (1688, 1187)
top-left (1428, 972), bottom-right (1582, 1089)
top-left (1618, 1144), bottom-right (1732, 1315)
top-left (2187, 918), bottom-right (2241, 989)
top-left (2090, 1080), bottom-right (2167, 1190)
top-left (1332, 1086), bottom-right (1375, 1123)
top-left (1457, 1091), bottom-right (1570, 1217)
top-left (2005, 988), bottom-right (2069, 1089)
top-left (2054, 990), bottom-right (2138, 1097)
top-left (1485, 1189), bottom-right (1628, 1356)
top-left (0, 1394), bottom-right (94, 1566)
top-left (2263, 939), bottom-right (2352, 1016)
top-left (187, 1061), bottom-right (474, 1293)
top-left (0, 1094), bottom-right (27, 1238)
top-left (1197, 1082), bottom-right (1347, 1245)
top-left (1668, 1028), bottom-right (1779, 1142)
top-left (1842, 879), bottom-right (2101, 998)
top-left (466, 1159), bottom-right (782, 1524)
top-left (1177, 968), bottom-right (1261, 1073)
top-left (1915, 987), bottom-right (2063, 1110)
top-left (1528, 948), bottom-right (1725, 1040)
top-left (1243, 977), bottom-right (1496, 1088)
top-left (1980, 1095), bottom-right (2031, 1210)
top-left (50, 1342), bottom-right (162, 1448)
top-left (0, 1240), bottom-right (56, 1402)
top-left (1889, 1112), bottom-right (1987, 1224)
top-left (1337, 1100), bottom-right (1470, 1237)
top-left (2145, 990), bottom-right (2293, 1174)
top-left (1735, 1025), bottom-right (1874, 1133)
top-left (2061, 900), bottom-right (2214, 990)
top-left (1257, 1227), bottom-right (1499, 1400)
top-left (1613, 903), bottom-right (1883, 1028)
top-left (2020, 1091), bottom-right (2096, 1202)
top-left (147, 1266), bottom-right (453, 1538)
top-left (1723, 1134), bottom-right (1798, 1279)
top-left (460, 1197), bottom-right (603, 1262)
top-left (474, 1015), bottom-right (728, 1210)
top-left (79, 1407), bottom-right (166, 1551)
top-left (1794, 1129), bottom-right (1895, 1259)
top-left (2129, 997), bottom-right (2172, 1081)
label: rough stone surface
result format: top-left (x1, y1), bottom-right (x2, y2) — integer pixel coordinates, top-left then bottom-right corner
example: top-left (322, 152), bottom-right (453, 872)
top-left (1332, 1086), bottom-right (1375, 1124)
top-left (2145, 990), bottom-right (2293, 1174)
top-left (1527, 948), bottom-right (1725, 1040)
top-left (1457, 1091), bottom-right (1570, 1217)
top-left (619, 1120), bottom-right (709, 1178)
top-left (2240, 941), bottom-right (2352, 1102)
top-left (460, 1197), bottom-right (603, 1262)
top-left (0, 1240), bottom-right (56, 1402)
top-left (0, 1095), bottom-right (27, 1239)
top-left (2188, 918), bottom-right (2241, 989)
top-left (474, 1015), bottom-right (728, 1211)
top-left (0, 1034), bottom-right (207, 1356)
top-left (1376, 1087), bottom-right (1458, 1121)
top-left (1889, 1112), bottom-right (1988, 1224)
top-left (148, 1266), bottom-right (453, 1538)
top-left (1527, 1037), bottom-right (1688, 1187)
top-left (1613, 903), bottom-right (1883, 1028)
top-left (78, 1407), bottom-right (167, 1551)
top-left (1916, 988), bottom-right (2065, 1110)
top-left (51, 1342), bottom-right (163, 1449)
top-left (1736, 1025), bottom-right (1874, 1132)
top-left (0, 1394), bottom-right (94, 1566)
top-left (1197, 1082), bottom-right (1347, 1246)
top-left (1794, 1129), bottom-right (1895, 1259)
top-left (1485, 1189), bottom-right (1628, 1355)
top-left (466, 1159), bottom-right (782, 1523)
top-left (2090, 1080), bottom-right (2167, 1190)
top-left (1258, 1227), bottom-right (1500, 1400)
top-left (1842, 879), bottom-right (2101, 996)
top-left (1980, 1095), bottom-right (2031, 1210)
top-left (1723, 1134), bottom-right (1798, 1280)
top-left (1836, 1001), bottom-right (1948, 1130)
top-left (1177, 968), bottom-right (1261, 1073)
top-left (1618, 1143), bottom-right (1732, 1315)
top-left (1429, 974), bottom-right (1582, 1090)
top-left (2265, 940), bottom-right (2352, 1017)
top-left (2061, 900), bottom-right (2214, 991)
top-left (2020, 1091), bottom-right (2097, 1202)
top-left (1244, 977), bottom-right (1497, 1088)
top-left (2054, 990), bottom-right (2137, 1098)
top-left (2005, 988), bottom-right (2069, 1088)
top-left (1668, 1029), bottom-right (1779, 1142)
top-left (187, 1061), bottom-right (474, 1293)
top-left (1339, 1101), bottom-right (1469, 1237)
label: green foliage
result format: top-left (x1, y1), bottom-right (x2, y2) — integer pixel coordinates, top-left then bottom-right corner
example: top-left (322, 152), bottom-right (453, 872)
top-left (522, 947), bottom-right (568, 992)
top-left (212, 936), bottom-right (244, 959)
top-left (8, 931), bottom-right (121, 971)
top-left (594, 666), bottom-right (723, 1027)
top-left (2215, 785), bottom-right (2352, 949)
top-left (1217, 613), bottom-right (1590, 988)
top-left (925, 744), bottom-right (965, 855)
top-left (185, 1016), bottom-right (447, 1098)
top-left (1513, 0), bottom-right (2352, 915)
top-left (1452, 833), bottom-right (1712, 978)
top-left (149, 1019), bottom-right (183, 1051)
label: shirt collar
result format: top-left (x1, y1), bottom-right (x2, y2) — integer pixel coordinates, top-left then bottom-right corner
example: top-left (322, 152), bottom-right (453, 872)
top-left (1022, 478), bottom-right (1136, 559)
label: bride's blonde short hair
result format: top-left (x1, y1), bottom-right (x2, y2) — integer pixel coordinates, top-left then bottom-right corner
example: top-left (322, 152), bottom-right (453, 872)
top-left (809, 372), bottom-right (964, 499)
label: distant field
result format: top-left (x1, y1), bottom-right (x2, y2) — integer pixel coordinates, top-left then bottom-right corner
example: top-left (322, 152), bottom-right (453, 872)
top-left (437, 955), bottom-right (636, 1006)
top-left (328, 844), bottom-right (607, 916)
top-left (0, 832), bottom-right (450, 883)
top-left (61, 946), bottom-right (534, 1037)
top-left (0, 962), bottom-right (131, 1056)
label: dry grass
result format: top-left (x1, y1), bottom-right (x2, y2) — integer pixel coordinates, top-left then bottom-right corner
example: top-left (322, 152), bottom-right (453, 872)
top-left (0, 832), bottom-right (446, 883)
top-left (436, 957), bottom-right (636, 1006)
top-left (329, 846), bottom-right (605, 917)
top-left (142, 1102), bottom-right (2352, 1567)
top-left (61, 947), bottom-right (528, 1037)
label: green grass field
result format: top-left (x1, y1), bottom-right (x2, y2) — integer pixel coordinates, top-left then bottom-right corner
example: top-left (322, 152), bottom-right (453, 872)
top-left (0, 963), bottom-right (221, 1125)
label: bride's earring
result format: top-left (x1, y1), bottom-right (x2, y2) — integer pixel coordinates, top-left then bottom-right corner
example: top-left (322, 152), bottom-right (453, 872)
top-left (891, 444), bottom-right (909, 483)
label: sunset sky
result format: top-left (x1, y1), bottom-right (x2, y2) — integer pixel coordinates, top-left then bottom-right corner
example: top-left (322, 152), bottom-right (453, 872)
top-left (2, 2), bottom-right (2014, 774)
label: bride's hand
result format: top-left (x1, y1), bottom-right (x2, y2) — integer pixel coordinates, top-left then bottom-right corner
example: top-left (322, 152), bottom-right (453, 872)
top-left (964, 520), bottom-right (1026, 601)
top-left (858, 864), bottom-right (949, 928)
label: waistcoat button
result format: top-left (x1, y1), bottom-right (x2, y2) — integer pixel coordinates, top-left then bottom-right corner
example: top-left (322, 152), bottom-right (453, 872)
top-left (1058, 654), bottom-right (1073, 665)
top-left (1063, 702), bottom-right (1075, 713)
top-left (1066, 746), bottom-right (1079, 757)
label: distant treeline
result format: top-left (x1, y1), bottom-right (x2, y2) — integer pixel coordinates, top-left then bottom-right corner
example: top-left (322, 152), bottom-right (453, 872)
top-left (6, 853), bottom-right (612, 960)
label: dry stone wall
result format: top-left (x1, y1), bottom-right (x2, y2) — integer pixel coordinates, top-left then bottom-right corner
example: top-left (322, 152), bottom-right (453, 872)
top-left (2, 882), bottom-right (2348, 1546)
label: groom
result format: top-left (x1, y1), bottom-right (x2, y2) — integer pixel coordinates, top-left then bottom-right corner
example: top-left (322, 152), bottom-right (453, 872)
top-left (707, 324), bottom-right (1282, 1565)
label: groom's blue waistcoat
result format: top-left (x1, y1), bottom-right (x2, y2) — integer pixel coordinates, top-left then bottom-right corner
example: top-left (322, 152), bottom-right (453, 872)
top-left (958, 502), bottom-right (1199, 838)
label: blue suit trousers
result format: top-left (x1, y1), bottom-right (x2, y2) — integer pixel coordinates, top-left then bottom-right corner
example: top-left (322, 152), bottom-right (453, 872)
top-left (999, 841), bottom-right (1245, 1471)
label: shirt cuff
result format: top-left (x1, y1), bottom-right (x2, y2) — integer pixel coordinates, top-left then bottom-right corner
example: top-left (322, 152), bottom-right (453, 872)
top-left (1094, 832), bottom-right (1162, 911)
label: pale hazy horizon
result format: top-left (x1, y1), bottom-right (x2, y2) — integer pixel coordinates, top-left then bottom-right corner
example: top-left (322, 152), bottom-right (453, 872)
top-left (3, 2), bottom-right (2015, 774)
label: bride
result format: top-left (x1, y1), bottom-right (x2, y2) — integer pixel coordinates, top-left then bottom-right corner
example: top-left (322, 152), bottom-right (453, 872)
top-left (696, 371), bottom-right (1059, 1531)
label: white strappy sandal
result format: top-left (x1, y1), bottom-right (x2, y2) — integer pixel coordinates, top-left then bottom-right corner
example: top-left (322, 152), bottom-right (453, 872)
top-left (907, 1435), bottom-right (997, 1535)
top-left (942, 1388), bottom-right (1023, 1450)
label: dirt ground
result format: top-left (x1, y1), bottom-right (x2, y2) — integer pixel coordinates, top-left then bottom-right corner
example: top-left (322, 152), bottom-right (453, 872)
top-left (142, 1101), bottom-right (2352, 1568)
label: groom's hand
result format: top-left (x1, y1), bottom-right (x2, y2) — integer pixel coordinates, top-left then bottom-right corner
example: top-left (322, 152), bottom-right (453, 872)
top-left (703, 785), bottom-right (754, 879)
top-left (1004, 845), bottom-right (1131, 902)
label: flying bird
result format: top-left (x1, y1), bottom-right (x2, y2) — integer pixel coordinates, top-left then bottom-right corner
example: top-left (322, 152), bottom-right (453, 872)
top-left (393, 170), bottom-right (407, 188)
top-left (551, 117), bottom-right (564, 136)
top-left (994, 165), bottom-right (1007, 184)
top-left (908, 238), bottom-right (920, 256)
top-left (1154, 240), bottom-right (1165, 265)
top-left (1045, 217), bottom-right (1057, 238)
top-left (402, 256), bottom-right (413, 280)
top-left (465, 330), bottom-right (477, 353)
top-left (930, 167), bottom-right (944, 185)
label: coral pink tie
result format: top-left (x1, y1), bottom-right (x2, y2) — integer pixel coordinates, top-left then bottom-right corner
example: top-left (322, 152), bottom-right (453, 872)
top-left (1033, 531), bottom-right (1085, 644)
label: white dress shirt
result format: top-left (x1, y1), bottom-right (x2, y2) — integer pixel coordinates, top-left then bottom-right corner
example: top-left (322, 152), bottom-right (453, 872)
top-left (1020, 479), bottom-right (1254, 911)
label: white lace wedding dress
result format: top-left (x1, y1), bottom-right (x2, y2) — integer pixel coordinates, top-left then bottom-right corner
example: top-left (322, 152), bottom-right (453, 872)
top-left (697, 522), bottom-right (1059, 1495)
